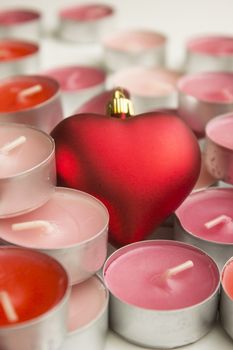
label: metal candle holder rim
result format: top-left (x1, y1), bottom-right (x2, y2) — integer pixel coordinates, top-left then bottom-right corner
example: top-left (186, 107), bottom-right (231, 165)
top-left (205, 112), bottom-right (233, 151)
top-left (0, 39), bottom-right (39, 62)
top-left (221, 256), bottom-right (233, 298)
top-left (59, 4), bottom-right (115, 22)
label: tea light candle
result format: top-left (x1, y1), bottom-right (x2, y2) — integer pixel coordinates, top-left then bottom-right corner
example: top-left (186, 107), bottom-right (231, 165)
top-left (185, 35), bottom-right (233, 73)
top-left (178, 72), bottom-right (233, 137)
top-left (193, 154), bottom-right (216, 191)
top-left (104, 240), bottom-right (219, 348)
top-left (0, 246), bottom-right (69, 350)
top-left (0, 123), bottom-right (55, 218)
top-left (58, 3), bottom-right (115, 43)
top-left (63, 276), bottom-right (108, 350)
top-left (103, 29), bottom-right (166, 71)
top-left (109, 67), bottom-right (181, 113)
top-left (220, 257), bottom-right (233, 341)
top-left (205, 113), bottom-right (233, 184)
top-left (0, 39), bottom-right (39, 79)
top-left (175, 187), bottom-right (233, 269)
top-left (42, 66), bottom-right (106, 116)
top-left (0, 9), bottom-right (41, 41)
top-left (0, 75), bottom-right (63, 132)
top-left (0, 187), bottom-right (109, 284)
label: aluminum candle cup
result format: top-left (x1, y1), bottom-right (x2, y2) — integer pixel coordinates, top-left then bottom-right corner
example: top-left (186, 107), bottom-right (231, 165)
top-left (205, 113), bottom-right (233, 184)
top-left (0, 39), bottom-right (39, 79)
top-left (175, 187), bottom-right (233, 270)
top-left (103, 29), bottom-right (166, 71)
top-left (0, 246), bottom-right (70, 350)
top-left (178, 72), bottom-right (233, 137)
top-left (0, 123), bottom-right (55, 218)
top-left (0, 187), bottom-right (109, 285)
top-left (104, 240), bottom-right (220, 349)
top-left (0, 9), bottom-right (41, 41)
top-left (0, 75), bottom-right (63, 133)
top-left (193, 154), bottom-right (216, 191)
top-left (184, 35), bottom-right (233, 73)
top-left (63, 275), bottom-right (108, 350)
top-left (220, 257), bottom-right (233, 340)
top-left (58, 3), bottom-right (115, 43)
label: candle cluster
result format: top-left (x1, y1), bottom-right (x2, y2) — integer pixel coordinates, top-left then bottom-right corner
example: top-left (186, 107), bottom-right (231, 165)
top-left (0, 2), bottom-right (233, 350)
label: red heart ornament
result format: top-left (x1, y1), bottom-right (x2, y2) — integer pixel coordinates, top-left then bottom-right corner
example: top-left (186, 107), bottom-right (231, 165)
top-left (51, 91), bottom-right (200, 247)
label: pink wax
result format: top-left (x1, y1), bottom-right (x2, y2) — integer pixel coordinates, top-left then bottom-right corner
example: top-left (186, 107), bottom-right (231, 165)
top-left (222, 258), bottom-right (233, 300)
top-left (68, 276), bottom-right (107, 332)
top-left (104, 241), bottom-right (219, 310)
top-left (0, 39), bottom-right (38, 62)
top-left (178, 72), bottom-right (233, 103)
top-left (0, 187), bottom-right (108, 249)
top-left (42, 66), bottom-right (106, 92)
top-left (110, 67), bottom-right (180, 97)
top-left (0, 9), bottom-right (40, 25)
top-left (176, 188), bottom-right (233, 243)
top-left (206, 113), bottom-right (233, 150)
top-left (187, 36), bottom-right (233, 56)
top-left (103, 30), bottom-right (166, 52)
top-left (60, 4), bottom-right (114, 21)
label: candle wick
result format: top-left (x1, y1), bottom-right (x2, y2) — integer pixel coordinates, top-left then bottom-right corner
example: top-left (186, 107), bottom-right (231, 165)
top-left (18, 84), bottom-right (42, 99)
top-left (164, 260), bottom-right (194, 278)
top-left (0, 136), bottom-right (26, 155)
top-left (0, 291), bottom-right (19, 323)
top-left (12, 220), bottom-right (54, 233)
top-left (204, 215), bottom-right (232, 229)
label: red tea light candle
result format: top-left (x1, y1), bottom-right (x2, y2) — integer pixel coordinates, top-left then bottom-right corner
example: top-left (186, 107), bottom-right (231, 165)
top-left (0, 9), bottom-right (41, 41)
top-left (42, 66), bottom-right (106, 116)
top-left (0, 39), bottom-right (39, 79)
top-left (0, 123), bottom-right (55, 218)
top-left (63, 276), bottom-right (108, 350)
top-left (109, 67), bottom-right (181, 113)
top-left (0, 187), bottom-right (109, 285)
top-left (205, 113), bottom-right (233, 184)
top-left (0, 246), bottom-right (69, 350)
top-left (104, 240), bottom-right (219, 348)
top-left (178, 72), bottom-right (233, 137)
top-left (220, 257), bottom-right (233, 340)
top-left (175, 187), bottom-right (233, 269)
top-left (58, 3), bottom-right (115, 43)
top-left (0, 75), bottom-right (63, 132)
top-left (185, 35), bottom-right (233, 73)
top-left (103, 29), bottom-right (166, 71)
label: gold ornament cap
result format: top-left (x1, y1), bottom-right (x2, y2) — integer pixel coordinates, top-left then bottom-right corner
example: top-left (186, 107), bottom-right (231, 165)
top-left (107, 88), bottom-right (134, 118)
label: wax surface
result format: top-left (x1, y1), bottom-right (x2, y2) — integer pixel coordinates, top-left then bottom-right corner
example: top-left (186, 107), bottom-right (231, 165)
top-left (178, 72), bottom-right (233, 103)
top-left (0, 247), bottom-right (68, 326)
top-left (0, 76), bottom-right (57, 112)
top-left (0, 188), bottom-right (108, 248)
top-left (104, 241), bottom-right (219, 310)
top-left (222, 259), bottom-right (233, 300)
top-left (110, 67), bottom-right (180, 96)
top-left (0, 9), bottom-right (40, 25)
top-left (187, 36), bottom-right (233, 56)
top-left (0, 40), bottom-right (38, 61)
top-left (176, 188), bottom-right (233, 243)
top-left (206, 114), bottom-right (233, 150)
top-left (60, 4), bottom-right (113, 21)
top-left (43, 66), bottom-right (106, 91)
top-left (68, 276), bottom-right (106, 332)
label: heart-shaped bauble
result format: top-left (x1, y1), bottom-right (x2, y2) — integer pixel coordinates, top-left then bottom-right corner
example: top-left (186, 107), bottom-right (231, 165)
top-left (52, 109), bottom-right (200, 247)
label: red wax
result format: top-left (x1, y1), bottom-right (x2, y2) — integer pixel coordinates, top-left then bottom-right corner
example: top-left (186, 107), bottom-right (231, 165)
top-left (0, 40), bottom-right (38, 61)
top-left (187, 36), bottom-right (233, 56)
top-left (0, 76), bottom-right (58, 112)
top-left (0, 9), bottom-right (40, 25)
top-left (222, 259), bottom-right (233, 300)
top-left (0, 247), bottom-right (68, 326)
top-left (60, 4), bottom-right (113, 21)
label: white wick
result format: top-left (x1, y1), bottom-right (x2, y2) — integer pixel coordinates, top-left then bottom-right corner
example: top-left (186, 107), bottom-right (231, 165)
top-left (18, 84), bottom-right (42, 99)
top-left (0, 136), bottom-right (26, 155)
top-left (0, 291), bottom-right (19, 323)
top-left (205, 215), bottom-right (232, 229)
top-left (12, 220), bottom-right (54, 233)
top-left (164, 260), bottom-right (194, 278)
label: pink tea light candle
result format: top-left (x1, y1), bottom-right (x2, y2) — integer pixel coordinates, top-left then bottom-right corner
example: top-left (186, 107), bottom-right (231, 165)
top-left (58, 3), bottom-right (115, 43)
top-left (185, 35), bottom-right (233, 73)
top-left (0, 39), bottom-right (39, 79)
top-left (175, 187), bottom-right (233, 269)
top-left (220, 257), bottom-right (233, 341)
top-left (178, 72), bottom-right (233, 137)
top-left (104, 240), bottom-right (219, 348)
top-left (42, 66), bottom-right (106, 116)
top-left (0, 187), bottom-right (109, 285)
top-left (0, 8), bottom-right (41, 41)
top-left (109, 67), bottom-right (181, 113)
top-left (0, 123), bottom-right (55, 218)
top-left (205, 113), bottom-right (233, 184)
top-left (0, 75), bottom-right (63, 132)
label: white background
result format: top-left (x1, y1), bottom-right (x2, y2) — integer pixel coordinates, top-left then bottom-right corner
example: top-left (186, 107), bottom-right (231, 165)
top-left (1, 0), bottom-right (233, 349)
